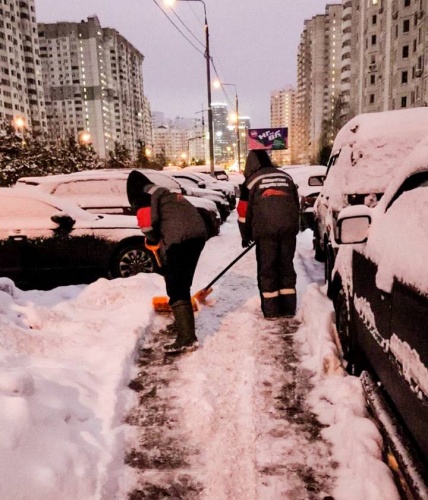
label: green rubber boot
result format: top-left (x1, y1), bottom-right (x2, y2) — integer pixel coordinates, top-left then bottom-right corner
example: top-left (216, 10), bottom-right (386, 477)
top-left (164, 300), bottom-right (199, 354)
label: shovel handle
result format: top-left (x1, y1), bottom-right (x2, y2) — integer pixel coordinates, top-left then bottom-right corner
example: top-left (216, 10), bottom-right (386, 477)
top-left (203, 241), bottom-right (255, 291)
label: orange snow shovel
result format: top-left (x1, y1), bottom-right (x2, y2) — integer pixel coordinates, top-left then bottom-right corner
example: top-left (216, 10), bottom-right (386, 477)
top-left (152, 242), bottom-right (256, 313)
top-left (145, 241), bottom-right (162, 268)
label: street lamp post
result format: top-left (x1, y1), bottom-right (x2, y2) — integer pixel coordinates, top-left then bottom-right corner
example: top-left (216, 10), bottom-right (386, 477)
top-left (187, 135), bottom-right (203, 164)
top-left (165, 0), bottom-right (215, 176)
top-left (214, 81), bottom-right (241, 170)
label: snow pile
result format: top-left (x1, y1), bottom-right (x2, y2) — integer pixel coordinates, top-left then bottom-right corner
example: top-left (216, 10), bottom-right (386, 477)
top-left (295, 283), bottom-right (399, 500)
top-left (0, 273), bottom-right (164, 499)
top-left (0, 217), bottom-right (401, 499)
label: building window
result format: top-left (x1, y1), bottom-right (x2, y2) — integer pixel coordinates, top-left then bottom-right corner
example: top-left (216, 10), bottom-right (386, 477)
top-left (370, 74), bottom-right (376, 84)
top-left (403, 19), bottom-right (410, 32)
top-left (402, 45), bottom-right (409, 57)
top-left (372, 15), bottom-right (377, 24)
top-left (404, 0), bottom-right (410, 6)
top-left (370, 94), bottom-right (375, 104)
top-left (371, 34), bottom-right (377, 45)
top-left (401, 96), bottom-right (407, 107)
top-left (401, 70), bottom-right (408, 83)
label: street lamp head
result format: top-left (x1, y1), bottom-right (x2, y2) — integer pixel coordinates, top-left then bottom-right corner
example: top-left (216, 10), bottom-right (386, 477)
top-left (13, 116), bottom-right (25, 129)
top-left (229, 112), bottom-right (238, 124)
top-left (78, 131), bottom-right (92, 146)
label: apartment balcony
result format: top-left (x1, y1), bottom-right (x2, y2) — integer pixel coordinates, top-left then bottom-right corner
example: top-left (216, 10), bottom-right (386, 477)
top-left (342, 18), bottom-right (352, 31)
top-left (342, 0), bottom-right (352, 11)
top-left (341, 67), bottom-right (351, 80)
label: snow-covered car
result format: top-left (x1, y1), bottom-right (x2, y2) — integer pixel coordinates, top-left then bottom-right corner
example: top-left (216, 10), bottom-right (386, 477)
top-left (281, 165), bottom-right (327, 231)
top-left (167, 175), bottom-right (231, 222)
top-left (0, 187), bottom-right (155, 290)
top-left (169, 170), bottom-right (237, 209)
top-left (182, 164), bottom-right (229, 181)
top-left (332, 151), bottom-right (428, 492)
top-left (15, 169), bottom-right (221, 238)
top-left (313, 107), bottom-right (428, 290)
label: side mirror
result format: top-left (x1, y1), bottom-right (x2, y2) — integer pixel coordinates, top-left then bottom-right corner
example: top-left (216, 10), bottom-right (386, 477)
top-left (336, 211), bottom-right (371, 244)
top-left (51, 213), bottom-right (75, 232)
top-left (308, 175), bottom-right (326, 187)
top-left (197, 181), bottom-right (206, 188)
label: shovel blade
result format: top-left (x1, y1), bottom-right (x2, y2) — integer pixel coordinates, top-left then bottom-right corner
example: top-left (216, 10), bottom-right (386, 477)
top-left (152, 296), bottom-right (199, 313)
top-left (193, 287), bottom-right (213, 303)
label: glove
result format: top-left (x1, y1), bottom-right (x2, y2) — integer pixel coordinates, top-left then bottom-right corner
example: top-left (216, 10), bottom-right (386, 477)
top-left (242, 239), bottom-right (253, 248)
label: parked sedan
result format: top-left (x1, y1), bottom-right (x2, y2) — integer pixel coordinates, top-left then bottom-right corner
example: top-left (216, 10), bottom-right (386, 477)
top-left (15, 169), bottom-right (221, 238)
top-left (169, 170), bottom-right (237, 210)
top-left (0, 188), bottom-right (155, 290)
top-left (332, 158), bottom-right (428, 493)
top-left (167, 175), bottom-right (231, 222)
top-left (281, 165), bottom-right (327, 231)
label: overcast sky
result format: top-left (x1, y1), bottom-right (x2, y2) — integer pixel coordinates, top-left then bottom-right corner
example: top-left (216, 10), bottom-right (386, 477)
top-left (34, 0), bottom-right (337, 128)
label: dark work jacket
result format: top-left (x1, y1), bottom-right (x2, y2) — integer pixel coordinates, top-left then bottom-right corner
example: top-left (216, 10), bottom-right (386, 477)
top-left (136, 185), bottom-right (208, 250)
top-left (237, 166), bottom-right (299, 241)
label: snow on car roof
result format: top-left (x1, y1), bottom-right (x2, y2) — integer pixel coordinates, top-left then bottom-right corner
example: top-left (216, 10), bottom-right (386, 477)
top-left (3, 187), bottom-right (98, 221)
top-left (365, 182), bottom-right (428, 294)
top-left (378, 136), bottom-right (428, 209)
top-left (281, 165), bottom-right (327, 196)
top-left (325, 107), bottom-right (428, 205)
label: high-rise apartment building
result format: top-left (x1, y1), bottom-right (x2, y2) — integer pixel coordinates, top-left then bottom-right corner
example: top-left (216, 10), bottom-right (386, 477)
top-left (0, 0), bottom-right (46, 131)
top-left (38, 16), bottom-right (148, 158)
top-left (345, 0), bottom-right (428, 117)
top-left (212, 102), bottom-right (231, 164)
top-left (270, 87), bottom-right (295, 165)
top-left (295, 4), bottom-right (342, 163)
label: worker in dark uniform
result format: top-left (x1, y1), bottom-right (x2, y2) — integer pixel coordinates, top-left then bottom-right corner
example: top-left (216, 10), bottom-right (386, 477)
top-left (127, 170), bottom-right (208, 354)
top-left (237, 150), bottom-right (300, 319)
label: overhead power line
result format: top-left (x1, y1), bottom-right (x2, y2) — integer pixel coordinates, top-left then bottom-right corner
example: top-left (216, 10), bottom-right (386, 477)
top-left (151, 0), bottom-right (205, 57)
top-left (151, 0), bottom-right (235, 111)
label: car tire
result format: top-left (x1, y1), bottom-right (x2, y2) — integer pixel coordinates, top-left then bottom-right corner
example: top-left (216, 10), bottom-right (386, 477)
top-left (335, 288), bottom-right (363, 376)
top-left (110, 243), bottom-right (155, 278)
top-left (313, 229), bottom-right (325, 262)
top-left (325, 243), bottom-right (336, 296)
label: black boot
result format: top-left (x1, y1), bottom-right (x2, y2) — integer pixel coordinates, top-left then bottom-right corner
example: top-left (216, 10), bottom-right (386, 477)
top-left (279, 290), bottom-right (296, 318)
top-left (164, 300), bottom-right (199, 354)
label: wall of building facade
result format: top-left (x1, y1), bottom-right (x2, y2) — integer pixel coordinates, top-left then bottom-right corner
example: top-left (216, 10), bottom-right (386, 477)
top-left (0, 0), bottom-right (46, 132)
top-left (38, 16), bottom-right (148, 158)
top-left (270, 87), bottom-right (295, 165)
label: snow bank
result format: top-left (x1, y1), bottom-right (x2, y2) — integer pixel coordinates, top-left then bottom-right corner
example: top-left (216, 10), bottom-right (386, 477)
top-left (295, 283), bottom-right (400, 500)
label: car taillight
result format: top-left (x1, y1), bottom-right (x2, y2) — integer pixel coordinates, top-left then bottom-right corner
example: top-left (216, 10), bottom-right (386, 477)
top-left (302, 194), bottom-right (318, 209)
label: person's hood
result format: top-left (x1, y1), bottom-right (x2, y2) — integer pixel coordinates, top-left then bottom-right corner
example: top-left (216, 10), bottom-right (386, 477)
top-left (126, 170), bottom-right (153, 209)
top-left (243, 150), bottom-right (272, 178)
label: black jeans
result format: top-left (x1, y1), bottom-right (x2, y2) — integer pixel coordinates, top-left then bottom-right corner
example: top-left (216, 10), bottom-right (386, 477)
top-left (164, 238), bottom-right (206, 306)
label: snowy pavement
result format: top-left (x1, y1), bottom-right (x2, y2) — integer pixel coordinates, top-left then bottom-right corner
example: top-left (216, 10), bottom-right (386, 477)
top-left (0, 213), bottom-right (399, 499)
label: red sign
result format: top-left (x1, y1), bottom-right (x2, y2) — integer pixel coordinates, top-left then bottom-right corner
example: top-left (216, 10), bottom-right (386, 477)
top-left (248, 128), bottom-right (288, 150)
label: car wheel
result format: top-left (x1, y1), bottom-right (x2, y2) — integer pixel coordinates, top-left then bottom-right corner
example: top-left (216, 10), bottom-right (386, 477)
top-left (335, 288), bottom-right (362, 376)
top-left (313, 229), bottom-right (325, 262)
top-left (110, 243), bottom-right (155, 278)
